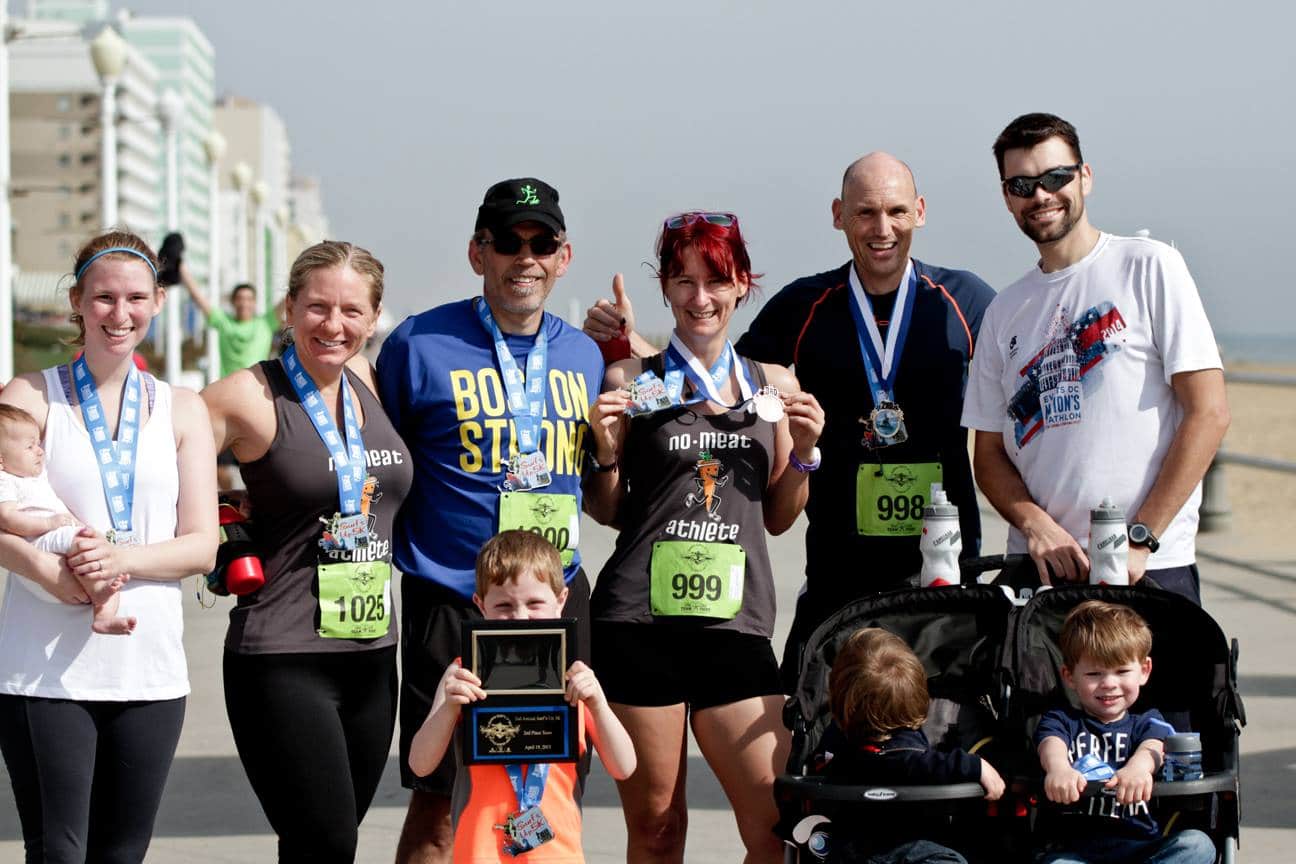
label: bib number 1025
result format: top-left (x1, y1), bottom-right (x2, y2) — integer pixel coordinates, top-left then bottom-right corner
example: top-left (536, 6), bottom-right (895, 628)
top-left (335, 593), bottom-right (385, 623)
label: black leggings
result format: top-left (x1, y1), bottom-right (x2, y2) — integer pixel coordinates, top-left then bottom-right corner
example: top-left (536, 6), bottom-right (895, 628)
top-left (0, 694), bottom-right (185, 864)
top-left (223, 646), bottom-right (397, 863)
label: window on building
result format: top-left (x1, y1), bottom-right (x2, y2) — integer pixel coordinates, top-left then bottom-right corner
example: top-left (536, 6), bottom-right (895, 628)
top-left (57, 96), bottom-right (71, 112)
top-left (58, 213), bottom-right (71, 229)
top-left (58, 154), bottom-right (71, 167)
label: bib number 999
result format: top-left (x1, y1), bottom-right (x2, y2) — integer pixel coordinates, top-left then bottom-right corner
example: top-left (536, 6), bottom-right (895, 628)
top-left (671, 572), bottom-right (722, 602)
top-left (876, 494), bottom-right (925, 522)
top-left (335, 594), bottom-right (385, 623)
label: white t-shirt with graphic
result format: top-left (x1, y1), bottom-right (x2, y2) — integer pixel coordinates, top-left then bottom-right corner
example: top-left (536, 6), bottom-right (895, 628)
top-left (961, 233), bottom-right (1222, 568)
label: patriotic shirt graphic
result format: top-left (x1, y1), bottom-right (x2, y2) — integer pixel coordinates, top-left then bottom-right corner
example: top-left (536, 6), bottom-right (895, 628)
top-left (1008, 302), bottom-right (1127, 447)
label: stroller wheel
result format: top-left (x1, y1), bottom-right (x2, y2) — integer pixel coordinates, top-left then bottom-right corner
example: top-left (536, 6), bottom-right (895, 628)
top-left (1221, 834), bottom-right (1237, 864)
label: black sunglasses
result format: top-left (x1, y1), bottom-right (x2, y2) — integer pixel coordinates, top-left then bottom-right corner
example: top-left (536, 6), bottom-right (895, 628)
top-left (1002, 164), bottom-right (1082, 199)
top-left (479, 232), bottom-right (563, 257)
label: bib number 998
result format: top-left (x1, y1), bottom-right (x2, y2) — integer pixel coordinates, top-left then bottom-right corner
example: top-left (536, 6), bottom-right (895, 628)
top-left (671, 572), bottom-right (722, 602)
top-left (335, 594), bottom-right (385, 623)
top-left (876, 494), bottom-right (925, 522)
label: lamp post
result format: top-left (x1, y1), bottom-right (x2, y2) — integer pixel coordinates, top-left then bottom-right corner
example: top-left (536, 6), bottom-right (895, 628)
top-left (89, 26), bottom-right (127, 229)
top-left (203, 130), bottom-right (225, 384)
top-left (250, 179), bottom-right (268, 314)
top-left (273, 204), bottom-right (290, 307)
top-left (230, 161), bottom-right (251, 286)
top-left (1, 3), bottom-right (15, 382)
top-left (159, 89), bottom-right (183, 384)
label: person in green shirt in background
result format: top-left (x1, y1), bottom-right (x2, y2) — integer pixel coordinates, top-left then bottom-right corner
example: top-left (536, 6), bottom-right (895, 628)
top-left (181, 263), bottom-right (284, 489)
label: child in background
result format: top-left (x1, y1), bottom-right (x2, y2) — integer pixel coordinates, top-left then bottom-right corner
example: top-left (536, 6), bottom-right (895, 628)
top-left (1035, 600), bottom-right (1214, 863)
top-left (0, 405), bottom-right (134, 634)
top-left (818, 627), bottom-right (1005, 864)
top-left (408, 530), bottom-right (635, 862)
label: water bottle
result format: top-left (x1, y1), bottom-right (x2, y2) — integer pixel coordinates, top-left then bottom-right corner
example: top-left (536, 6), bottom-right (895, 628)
top-left (1163, 733), bottom-right (1203, 781)
top-left (919, 484), bottom-right (961, 588)
top-left (208, 502), bottom-right (265, 596)
top-left (1088, 497), bottom-right (1128, 586)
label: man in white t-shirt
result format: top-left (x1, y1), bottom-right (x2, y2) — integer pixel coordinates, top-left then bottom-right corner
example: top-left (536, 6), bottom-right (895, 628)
top-left (961, 113), bottom-right (1230, 603)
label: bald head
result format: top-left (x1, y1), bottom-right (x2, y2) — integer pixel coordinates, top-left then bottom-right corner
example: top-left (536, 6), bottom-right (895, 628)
top-left (841, 152), bottom-right (918, 198)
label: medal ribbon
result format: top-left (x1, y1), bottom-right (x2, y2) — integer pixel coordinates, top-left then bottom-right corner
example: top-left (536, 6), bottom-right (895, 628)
top-left (846, 260), bottom-right (917, 408)
top-left (71, 356), bottom-right (142, 535)
top-left (280, 346), bottom-right (366, 516)
top-left (504, 762), bottom-right (549, 811)
top-left (475, 298), bottom-right (548, 454)
top-left (664, 333), bottom-right (756, 408)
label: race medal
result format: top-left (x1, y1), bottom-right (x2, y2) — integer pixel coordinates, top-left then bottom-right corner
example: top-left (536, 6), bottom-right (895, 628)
top-left (318, 511), bottom-right (370, 552)
top-left (752, 385), bottom-right (785, 422)
top-left (856, 462), bottom-right (943, 536)
top-left (317, 561), bottom-right (392, 639)
top-left (499, 492), bottom-right (578, 567)
top-left (498, 805), bottom-right (556, 856)
top-left (626, 371), bottom-right (673, 417)
top-left (105, 529), bottom-right (140, 547)
top-left (649, 541), bottom-right (746, 618)
top-left (503, 451), bottom-right (552, 492)
top-left (861, 398), bottom-right (908, 449)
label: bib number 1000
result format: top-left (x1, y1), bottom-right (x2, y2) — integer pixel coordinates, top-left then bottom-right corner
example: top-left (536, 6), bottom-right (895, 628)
top-left (335, 594), bottom-right (385, 623)
top-left (670, 572), bottom-right (722, 602)
top-left (876, 493), bottom-right (925, 522)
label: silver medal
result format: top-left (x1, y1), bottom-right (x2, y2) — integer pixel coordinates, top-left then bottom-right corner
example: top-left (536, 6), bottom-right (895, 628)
top-left (752, 386), bottom-right (784, 422)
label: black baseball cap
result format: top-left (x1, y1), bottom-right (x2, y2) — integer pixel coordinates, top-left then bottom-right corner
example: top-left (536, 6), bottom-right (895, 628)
top-left (474, 178), bottom-right (565, 236)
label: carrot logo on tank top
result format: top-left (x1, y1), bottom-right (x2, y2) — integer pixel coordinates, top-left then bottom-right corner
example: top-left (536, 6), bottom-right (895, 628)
top-left (684, 450), bottom-right (729, 521)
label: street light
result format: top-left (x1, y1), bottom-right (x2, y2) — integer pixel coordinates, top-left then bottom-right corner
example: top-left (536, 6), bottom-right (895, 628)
top-left (203, 130), bottom-right (226, 385)
top-left (250, 179), bottom-right (268, 314)
top-left (231, 161), bottom-right (251, 286)
top-left (158, 89), bottom-right (184, 384)
top-left (89, 26), bottom-right (127, 229)
top-left (273, 204), bottom-right (290, 307)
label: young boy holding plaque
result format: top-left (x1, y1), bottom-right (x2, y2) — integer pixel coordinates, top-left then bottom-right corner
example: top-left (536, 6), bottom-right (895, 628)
top-left (408, 531), bottom-right (636, 861)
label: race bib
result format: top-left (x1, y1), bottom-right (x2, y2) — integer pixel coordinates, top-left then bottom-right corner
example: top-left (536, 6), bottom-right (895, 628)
top-left (649, 541), bottom-right (745, 618)
top-left (856, 462), bottom-right (943, 536)
top-left (499, 492), bottom-right (579, 567)
top-left (317, 561), bottom-right (392, 639)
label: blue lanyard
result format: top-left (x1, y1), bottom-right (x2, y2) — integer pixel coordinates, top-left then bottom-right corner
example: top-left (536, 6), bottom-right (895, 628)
top-left (475, 298), bottom-right (548, 454)
top-left (503, 762), bottom-right (549, 811)
top-left (71, 356), bottom-right (142, 535)
top-left (280, 346), bottom-right (366, 515)
top-left (846, 262), bottom-right (917, 406)
top-left (663, 333), bottom-right (755, 408)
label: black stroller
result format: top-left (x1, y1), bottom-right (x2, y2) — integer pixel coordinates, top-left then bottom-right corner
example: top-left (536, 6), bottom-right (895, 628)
top-left (775, 557), bottom-right (1245, 863)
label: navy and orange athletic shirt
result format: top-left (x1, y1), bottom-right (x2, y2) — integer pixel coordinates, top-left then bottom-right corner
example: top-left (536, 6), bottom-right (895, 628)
top-left (735, 259), bottom-right (994, 608)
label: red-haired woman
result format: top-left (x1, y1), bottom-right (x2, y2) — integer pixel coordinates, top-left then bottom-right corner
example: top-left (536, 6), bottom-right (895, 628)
top-left (585, 212), bottom-right (824, 861)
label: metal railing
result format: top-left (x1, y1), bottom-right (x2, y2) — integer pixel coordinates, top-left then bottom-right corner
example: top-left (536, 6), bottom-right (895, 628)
top-left (1200, 370), bottom-right (1296, 530)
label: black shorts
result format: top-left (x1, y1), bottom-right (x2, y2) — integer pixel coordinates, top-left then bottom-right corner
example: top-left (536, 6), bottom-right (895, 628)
top-left (592, 621), bottom-right (783, 710)
top-left (397, 570), bottom-right (591, 793)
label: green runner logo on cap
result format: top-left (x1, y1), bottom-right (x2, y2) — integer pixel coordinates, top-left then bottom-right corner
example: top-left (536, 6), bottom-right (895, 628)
top-left (516, 184), bottom-right (540, 205)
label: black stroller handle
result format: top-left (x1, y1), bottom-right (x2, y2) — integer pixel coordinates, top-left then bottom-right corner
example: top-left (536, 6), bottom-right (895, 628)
top-left (1034, 773), bottom-right (1239, 803)
top-left (958, 554), bottom-right (1031, 585)
top-left (776, 774), bottom-right (986, 803)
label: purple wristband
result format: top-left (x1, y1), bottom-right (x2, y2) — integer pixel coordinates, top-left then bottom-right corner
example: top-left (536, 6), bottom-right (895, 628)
top-left (789, 446), bottom-right (821, 473)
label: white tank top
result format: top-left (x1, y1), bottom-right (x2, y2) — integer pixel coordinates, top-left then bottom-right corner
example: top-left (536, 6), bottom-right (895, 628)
top-left (0, 367), bottom-right (188, 700)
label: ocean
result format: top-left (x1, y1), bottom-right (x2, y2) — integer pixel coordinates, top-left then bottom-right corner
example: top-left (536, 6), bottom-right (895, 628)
top-left (1217, 333), bottom-right (1296, 366)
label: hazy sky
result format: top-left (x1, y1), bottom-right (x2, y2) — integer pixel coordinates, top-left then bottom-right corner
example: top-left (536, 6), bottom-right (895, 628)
top-left (121, 0), bottom-right (1294, 340)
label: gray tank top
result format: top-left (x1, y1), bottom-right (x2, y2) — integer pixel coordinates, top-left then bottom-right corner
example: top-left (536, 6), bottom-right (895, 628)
top-left (226, 360), bottom-right (413, 654)
top-left (591, 355), bottom-right (777, 637)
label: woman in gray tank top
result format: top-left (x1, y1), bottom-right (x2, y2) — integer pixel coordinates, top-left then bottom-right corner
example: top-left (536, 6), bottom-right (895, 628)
top-left (583, 213), bottom-right (825, 862)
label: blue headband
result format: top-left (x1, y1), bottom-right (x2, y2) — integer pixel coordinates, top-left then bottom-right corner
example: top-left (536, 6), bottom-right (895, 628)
top-left (75, 247), bottom-right (159, 281)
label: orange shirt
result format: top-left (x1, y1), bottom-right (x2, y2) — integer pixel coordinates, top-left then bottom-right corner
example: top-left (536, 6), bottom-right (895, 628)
top-left (451, 702), bottom-right (589, 863)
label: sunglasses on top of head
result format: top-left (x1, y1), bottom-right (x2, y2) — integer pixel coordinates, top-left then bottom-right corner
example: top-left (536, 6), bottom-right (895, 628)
top-left (663, 211), bottom-right (739, 230)
top-left (1002, 163), bottom-right (1083, 199)
top-left (479, 231), bottom-right (563, 257)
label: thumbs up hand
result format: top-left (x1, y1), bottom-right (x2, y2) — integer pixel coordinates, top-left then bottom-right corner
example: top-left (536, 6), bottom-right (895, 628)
top-left (584, 273), bottom-right (636, 342)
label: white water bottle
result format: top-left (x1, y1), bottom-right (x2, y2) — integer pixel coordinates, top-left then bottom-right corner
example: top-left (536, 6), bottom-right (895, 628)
top-left (1088, 497), bottom-right (1129, 586)
top-left (919, 484), bottom-right (961, 588)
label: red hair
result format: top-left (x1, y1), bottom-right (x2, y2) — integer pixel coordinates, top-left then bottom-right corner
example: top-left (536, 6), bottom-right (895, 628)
top-left (655, 218), bottom-right (761, 306)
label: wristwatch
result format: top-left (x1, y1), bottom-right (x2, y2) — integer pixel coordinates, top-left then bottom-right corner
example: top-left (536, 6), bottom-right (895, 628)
top-left (1127, 522), bottom-right (1160, 553)
top-left (789, 446), bottom-right (822, 473)
top-left (587, 454), bottom-right (618, 473)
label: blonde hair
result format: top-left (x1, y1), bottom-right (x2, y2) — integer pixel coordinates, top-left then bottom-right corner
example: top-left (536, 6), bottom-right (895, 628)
top-left (475, 530), bottom-right (564, 599)
top-left (1059, 600), bottom-right (1152, 669)
top-left (287, 240), bottom-right (384, 309)
top-left (829, 628), bottom-right (929, 744)
top-left (0, 405), bottom-right (40, 438)
top-left (68, 230), bottom-right (161, 346)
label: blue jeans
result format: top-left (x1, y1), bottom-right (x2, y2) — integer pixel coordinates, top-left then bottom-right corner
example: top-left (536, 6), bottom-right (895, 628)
top-left (1037, 828), bottom-right (1216, 864)
top-left (867, 839), bottom-right (967, 864)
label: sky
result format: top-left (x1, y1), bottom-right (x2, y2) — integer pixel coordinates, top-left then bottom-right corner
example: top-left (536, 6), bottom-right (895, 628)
top-left (117, 0), bottom-right (1295, 342)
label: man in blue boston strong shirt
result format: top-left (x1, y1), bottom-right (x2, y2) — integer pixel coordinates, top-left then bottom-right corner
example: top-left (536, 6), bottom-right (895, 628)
top-left (376, 178), bottom-right (602, 864)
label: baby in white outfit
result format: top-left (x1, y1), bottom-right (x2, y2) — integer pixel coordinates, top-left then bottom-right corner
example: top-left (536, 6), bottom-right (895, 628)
top-left (0, 405), bottom-right (135, 634)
